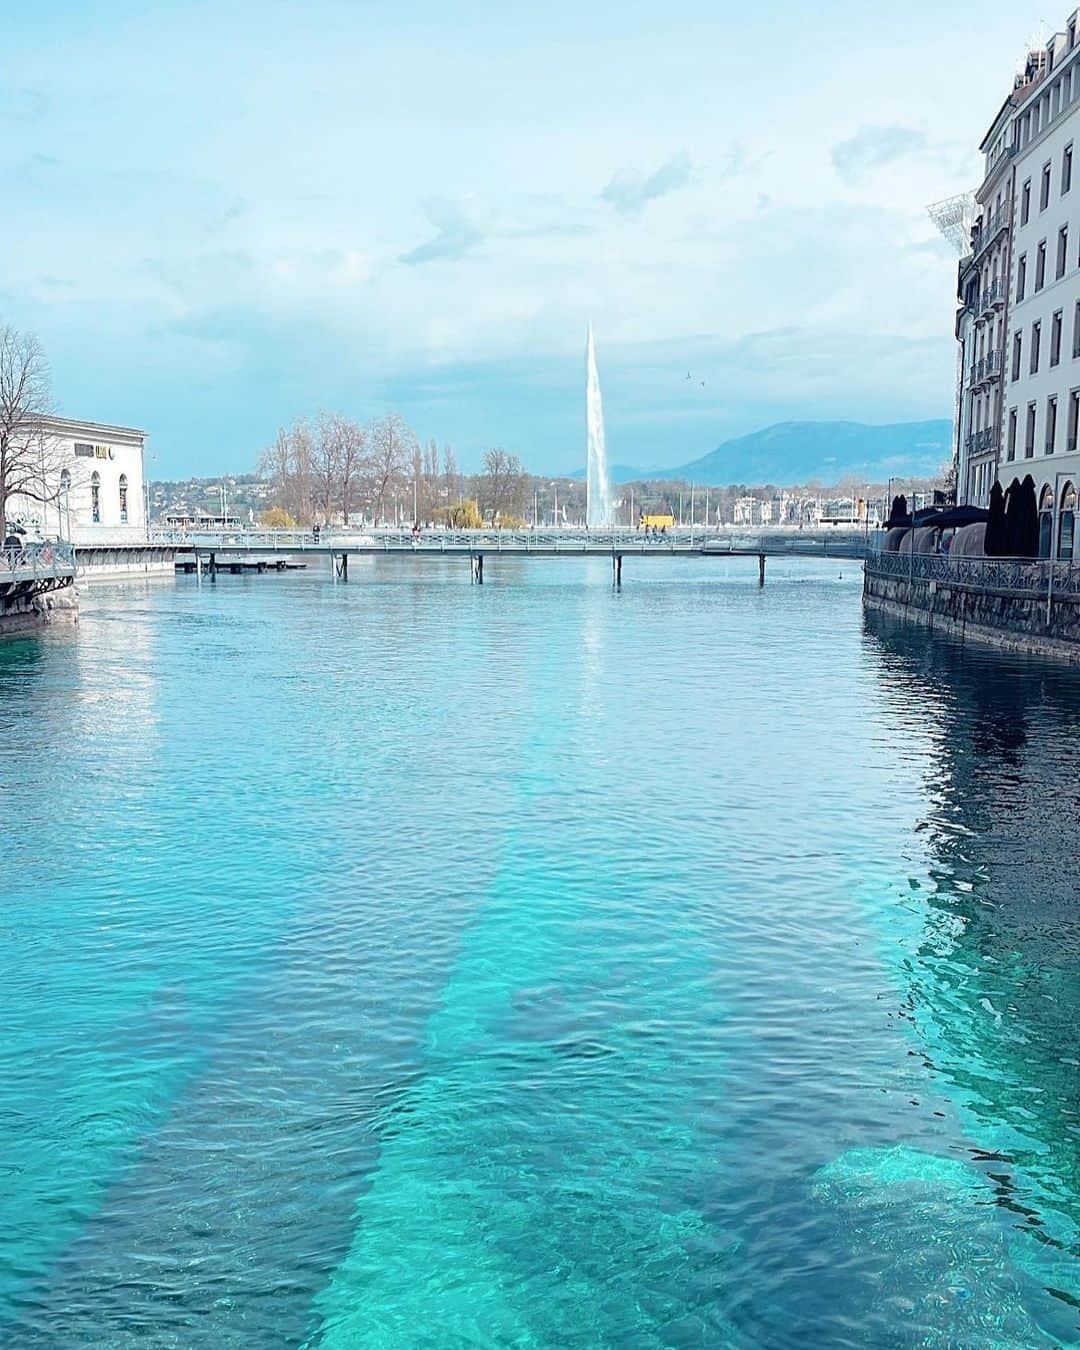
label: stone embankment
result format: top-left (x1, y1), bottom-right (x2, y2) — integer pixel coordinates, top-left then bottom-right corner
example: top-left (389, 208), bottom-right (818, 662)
top-left (0, 583), bottom-right (78, 636)
top-left (863, 552), bottom-right (1080, 661)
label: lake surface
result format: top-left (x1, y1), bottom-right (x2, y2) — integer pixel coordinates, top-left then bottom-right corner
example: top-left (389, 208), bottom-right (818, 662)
top-left (1, 557), bottom-right (1078, 1347)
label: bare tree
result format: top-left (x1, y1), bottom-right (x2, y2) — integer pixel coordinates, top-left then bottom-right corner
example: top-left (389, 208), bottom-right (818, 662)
top-left (443, 445), bottom-right (460, 506)
top-left (367, 412), bottom-right (414, 524)
top-left (0, 326), bottom-right (60, 538)
top-left (311, 413), bottom-right (340, 524)
top-left (337, 416), bottom-right (367, 524)
top-left (480, 447), bottom-right (525, 524)
top-left (258, 419), bottom-right (316, 524)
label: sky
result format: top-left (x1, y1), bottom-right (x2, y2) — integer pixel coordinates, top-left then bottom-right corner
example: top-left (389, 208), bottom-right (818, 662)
top-left (0, 0), bottom-right (1048, 476)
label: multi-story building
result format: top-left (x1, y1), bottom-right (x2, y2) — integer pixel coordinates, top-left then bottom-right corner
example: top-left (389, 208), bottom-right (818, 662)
top-left (957, 17), bottom-right (1080, 557)
top-left (5, 415), bottom-right (147, 543)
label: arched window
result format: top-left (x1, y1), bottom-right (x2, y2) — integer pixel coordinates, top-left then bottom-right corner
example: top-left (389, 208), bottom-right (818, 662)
top-left (91, 471), bottom-right (101, 524)
top-left (59, 469), bottom-right (70, 493)
top-left (1059, 481), bottom-right (1077, 560)
top-left (1039, 484), bottom-right (1054, 557)
top-left (119, 473), bottom-right (128, 523)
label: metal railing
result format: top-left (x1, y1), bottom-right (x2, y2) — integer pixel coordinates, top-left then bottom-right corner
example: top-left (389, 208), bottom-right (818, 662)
top-left (0, 540), bottom-right (77, 586)
top-left (151, 525), bottom-right (874, 557)
top-left (867, 547), bottom-right (1080, 596)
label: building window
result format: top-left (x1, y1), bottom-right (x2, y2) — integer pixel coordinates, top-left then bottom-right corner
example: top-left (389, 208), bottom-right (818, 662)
top-left (1052, 310), bottom-right (1064, 365)
top-left (1039, 484), bottom-right (1055, 555)
top-left (1042, 161), bottom-right (1052, 210)
top-left (91, 471), bottom-right (101, 523)
top-left (1065, 143), bottom-right (1074, 193)
top-left (1059, 225), bottom-right (1069, 278)
top-left (1007, 407), bottom-right (1018, 460)
top-left (73, 442), bottom-right (94, 459)
top-left (1022, 179), bottom-right (1031, 224)
top-left (1018, 253), bottom-right (1027, 300)
top-left (1047, 395), bottom-right (1058, 453)
top-left (1026, 402), bottom-right (1037, 457)
top-left (119, 473), bottom-right (128, 523)
top-left (1036, 239), bottom-right (1047, 289)
top-left (1060, 482), bottom-right (1077, 559)
top-left (1031, 320), bottom-right (1042, 373)
top-left (1013, 330), bottom-right (1023, 380)
top-left (1075, 300), bottom-right (1080, 357)
top-left (1069, 389), bottom-right (1080, 452)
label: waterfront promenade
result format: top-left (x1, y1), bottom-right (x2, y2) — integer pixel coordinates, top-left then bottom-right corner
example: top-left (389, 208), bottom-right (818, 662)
top-left (864, 547), bottom-right (1080, 661)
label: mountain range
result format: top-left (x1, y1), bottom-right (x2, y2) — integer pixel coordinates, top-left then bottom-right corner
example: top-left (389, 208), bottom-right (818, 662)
top-left (598, 419), bottom-right (952, 486)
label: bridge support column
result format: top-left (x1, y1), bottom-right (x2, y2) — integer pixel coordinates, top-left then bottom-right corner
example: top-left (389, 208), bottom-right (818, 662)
top-left (195, 551), bottom-right (202, 583)
top-left (758, 554), bottom-right (765, 587)
top-left (209, 551), bottom-right (217, 579)
top-left (474, 553), bottom-right (484, 584)
top-left (334, 552), bottom-right (348, 581)
top-left (613, 553), bottom-right (622, 586)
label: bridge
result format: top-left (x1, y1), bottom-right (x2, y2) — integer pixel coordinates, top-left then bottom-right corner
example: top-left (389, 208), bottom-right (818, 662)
top-left (150, 526), bottom-right (873, 584)
top-left (0, 540), bottom-right (77, 594)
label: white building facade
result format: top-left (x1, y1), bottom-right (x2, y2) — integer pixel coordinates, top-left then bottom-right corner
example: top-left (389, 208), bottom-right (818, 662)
top-left (958, 16), bottom-right (1080, 556)
top-left (5, 416), bottom-right (147, 543)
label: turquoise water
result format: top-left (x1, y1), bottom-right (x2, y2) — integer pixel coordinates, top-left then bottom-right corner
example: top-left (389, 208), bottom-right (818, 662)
top-left (1, 557), bottom-right (1078, 1347)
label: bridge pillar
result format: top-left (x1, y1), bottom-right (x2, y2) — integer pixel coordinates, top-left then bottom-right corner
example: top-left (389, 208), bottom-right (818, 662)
top-left (476, 554), bottom-right (484, 584)
top-left (758, 554), bottom-right (765, 587)
top-left (334, 552), bottom-right (348, 581)
top-left (209, 551), bottom-right (217, 579)
top-left (613, 553), bottom-right (623, 586)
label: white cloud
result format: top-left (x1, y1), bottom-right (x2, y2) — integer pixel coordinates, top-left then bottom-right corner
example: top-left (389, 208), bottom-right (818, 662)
top-left (601, 153), bottom-right (693, 215)
top-left (831, 126), bottom-right (927, 184)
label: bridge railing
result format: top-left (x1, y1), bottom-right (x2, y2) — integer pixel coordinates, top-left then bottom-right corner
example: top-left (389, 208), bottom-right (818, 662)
top-left (866, 547), bottom-right (1080, 597)
top-left (0, 540), bottom-right (77, 586)
top-left (150, 525), bottom-right (873, 555)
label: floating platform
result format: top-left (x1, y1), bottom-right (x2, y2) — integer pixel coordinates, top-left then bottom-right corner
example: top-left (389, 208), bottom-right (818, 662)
top-left (175, 555), bottom-right (306, 576)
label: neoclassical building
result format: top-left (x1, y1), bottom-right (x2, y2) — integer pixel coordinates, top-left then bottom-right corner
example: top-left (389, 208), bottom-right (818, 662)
top-left (6, 415), bottom-right (147, 542)
top-left (956, 14), bottom-right (1080, 556)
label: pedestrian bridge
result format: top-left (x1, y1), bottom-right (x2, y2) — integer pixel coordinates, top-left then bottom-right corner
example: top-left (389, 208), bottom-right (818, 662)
top-left (0, 540), bottom-right (77, 594)
top-left (151, 526), bottom-right (873, 584)
top-left (152, 525), bottom-right (872, 558)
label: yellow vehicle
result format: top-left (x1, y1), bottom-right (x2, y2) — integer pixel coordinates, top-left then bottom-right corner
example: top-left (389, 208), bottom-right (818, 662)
top-left (639, 513), bottom-right (675, 529)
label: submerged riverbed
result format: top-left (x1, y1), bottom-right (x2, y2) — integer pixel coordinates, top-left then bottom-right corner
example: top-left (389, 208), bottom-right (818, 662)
top-left (1, 557), bottom-right (1078, 1347)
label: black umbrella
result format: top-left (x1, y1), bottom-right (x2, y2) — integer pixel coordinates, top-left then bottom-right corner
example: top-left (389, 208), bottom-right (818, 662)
top-left (934, 505), bottom-right (990, 528)
top-left (1003, 477), bottom-right (1023, 554)
top-left (886, 494), bottom-right (909, 528)
top-left (1019, 474), bottom-right (1040, 557)
top-left (985, 480), bottom-right (1007, 556)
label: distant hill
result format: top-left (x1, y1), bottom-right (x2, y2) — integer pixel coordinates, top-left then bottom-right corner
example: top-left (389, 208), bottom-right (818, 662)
top-left (603, 420), bottom-right (952, 486)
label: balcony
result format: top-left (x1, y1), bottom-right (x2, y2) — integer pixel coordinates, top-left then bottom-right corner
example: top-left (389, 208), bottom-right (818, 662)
top-left (972, 211), bottom-right (1010, 259)
top-left (984, 349), bottom-right (1003, 380)
top-left (980, 280), bottom-right (1006, 313)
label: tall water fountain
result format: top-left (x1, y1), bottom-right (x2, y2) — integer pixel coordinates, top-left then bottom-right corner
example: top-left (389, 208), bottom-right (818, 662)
top-left (585, 323), bottom-right (614, 528)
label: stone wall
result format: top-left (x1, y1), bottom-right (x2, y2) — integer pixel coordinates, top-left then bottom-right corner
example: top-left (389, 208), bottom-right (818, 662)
top-left (0, 582), bottom-right (78, 638)
top-left (863, 565), bottom-right (1080, 662)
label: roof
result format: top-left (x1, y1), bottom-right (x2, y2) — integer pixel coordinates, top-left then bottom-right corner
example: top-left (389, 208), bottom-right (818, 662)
top-left (35, 414), bottom-right (148, 444)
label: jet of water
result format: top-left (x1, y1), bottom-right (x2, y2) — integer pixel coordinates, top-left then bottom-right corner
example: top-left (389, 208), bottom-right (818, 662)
top-left (585, 323), bottom-right (613, 528)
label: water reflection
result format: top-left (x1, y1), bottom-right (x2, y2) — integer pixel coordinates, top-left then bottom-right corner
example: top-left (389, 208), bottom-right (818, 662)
top-left (863, 611), bottom-right (1080, 1308)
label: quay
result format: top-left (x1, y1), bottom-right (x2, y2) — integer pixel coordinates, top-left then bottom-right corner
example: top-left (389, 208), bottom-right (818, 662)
top-left (864, 548), bottom-right (1080, 661)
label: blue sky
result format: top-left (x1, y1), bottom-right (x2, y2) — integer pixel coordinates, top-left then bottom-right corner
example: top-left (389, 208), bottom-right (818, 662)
top-left (0, 0), bottom-right (1042, 476)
